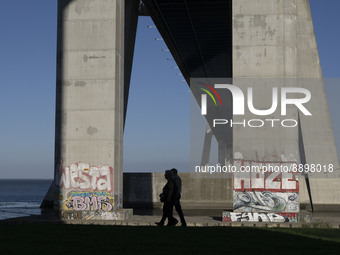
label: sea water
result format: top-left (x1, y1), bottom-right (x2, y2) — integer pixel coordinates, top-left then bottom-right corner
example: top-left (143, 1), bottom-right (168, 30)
top-left (0, 179), bottom-right (52, 220)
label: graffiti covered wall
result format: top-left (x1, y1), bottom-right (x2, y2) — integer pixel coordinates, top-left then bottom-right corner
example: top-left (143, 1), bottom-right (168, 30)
top-left (56, 162), bottom-right (114, 192)
top-left (54, 162), bottom-right (120, 220)
top-left (233, 191), bottom-right (299, 213)
top-left (230, 159), bottom-right (299, 222)
top-left (63, 191), bottom-right (114, 211)
top-left (59, 209), bottom-right (132, 221)
top-left (223, 212), bottom-right (298, 223)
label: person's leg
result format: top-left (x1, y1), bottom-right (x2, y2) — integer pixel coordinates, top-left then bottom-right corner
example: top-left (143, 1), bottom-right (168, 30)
top-left (165, 201), bottom-right (178, 226)
top-left (155, 204), bottom-right (167, 226)
top-left (174, 199), bottom-right (186, 226)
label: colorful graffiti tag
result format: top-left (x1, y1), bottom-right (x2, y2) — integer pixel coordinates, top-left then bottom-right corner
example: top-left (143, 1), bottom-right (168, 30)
top-left (60, 210), bottom-right (132, 221)
top-left (56, 162), bottom-right (114, 192)
top-left (233, 165), bottom-right (299, 192)
top-left (64, 195), bottom-right (114, 211)
top-left (222, 212), bottom-right (298, 223)
top-left (233, 191), bottom-right (299, 213)
top-left (54, 162), bottom-right (117, 216)
top-left (232, 159), bottom-right (299, 221)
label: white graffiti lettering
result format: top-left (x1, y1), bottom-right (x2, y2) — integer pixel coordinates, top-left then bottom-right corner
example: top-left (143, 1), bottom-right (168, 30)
top-left (56, 162), bottom-right (114, 192)
top-left (223, 212), bottom-right (297, 223)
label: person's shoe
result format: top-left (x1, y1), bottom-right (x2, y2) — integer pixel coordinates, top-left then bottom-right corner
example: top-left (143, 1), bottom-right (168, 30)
top-left (167, 218), bottom-right (178, 226)
top-left (181, 222), bottom-right (187, 227)
top-left (155, 222), bottom-right (164, 226)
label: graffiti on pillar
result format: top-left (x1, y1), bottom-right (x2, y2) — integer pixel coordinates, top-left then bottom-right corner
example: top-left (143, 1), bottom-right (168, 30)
top-left (233, 160), bottom-right (299, 192)
top-left (60, 209), bottom-right (132, 221)
top-left (63, 191), bottom-right (114, 211)
top-left (233, 191), bottom-right (299, 213)
top-left (232, 159), bottom-right (299, 216)
top-left (56, 162), bottom-right (114, 192)
top-left (222, 212), bottom-right (298, 223)
top-left (54, 162), bottom-right (116, 212)
top-left (60, 211), bottom-right (83, 220)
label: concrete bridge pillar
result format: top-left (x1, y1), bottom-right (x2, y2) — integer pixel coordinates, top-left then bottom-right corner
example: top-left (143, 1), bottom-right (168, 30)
top-left (50, 0), bottom-right (137, 221)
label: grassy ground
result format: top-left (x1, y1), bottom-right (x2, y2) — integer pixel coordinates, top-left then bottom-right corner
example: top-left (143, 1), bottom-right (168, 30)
top-left (1, 225), bottom-right (340, 255)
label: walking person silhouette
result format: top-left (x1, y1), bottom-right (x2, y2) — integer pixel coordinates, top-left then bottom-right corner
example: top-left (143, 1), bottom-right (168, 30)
top-left (155, 170), bottom-right (179, 226)
top-left (171, 168), bottom-right (186, 226)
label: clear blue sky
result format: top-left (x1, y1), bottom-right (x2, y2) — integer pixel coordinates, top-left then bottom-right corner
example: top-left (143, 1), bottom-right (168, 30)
top-left (0, 0), bottom-right (339, 179)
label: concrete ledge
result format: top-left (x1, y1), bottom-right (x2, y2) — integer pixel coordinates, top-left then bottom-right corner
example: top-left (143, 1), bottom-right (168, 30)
top-left (41, 209), bottom-right (133, 221)
top-left (303, 204), bottom-right (340, 212)
top-left (2, 219), bottom-right (340, 229)
top-left (2, 211), bottom-right (340, 228)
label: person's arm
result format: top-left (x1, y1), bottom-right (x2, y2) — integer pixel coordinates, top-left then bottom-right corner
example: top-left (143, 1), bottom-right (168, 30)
top-left (167, 181), bottom-right (174, 202)
top-left (178, 177), bottom-right (182, 193)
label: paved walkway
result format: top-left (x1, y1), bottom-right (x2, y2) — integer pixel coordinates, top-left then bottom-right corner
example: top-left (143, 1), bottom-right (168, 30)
top-left (1, 209), bottom-right (340, 228)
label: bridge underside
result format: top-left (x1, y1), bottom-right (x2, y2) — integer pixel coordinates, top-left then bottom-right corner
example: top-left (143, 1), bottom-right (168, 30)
top-left (143, 0), bottom-right (233, 80)
top-left (42, 0), bottom-right (339, 221)
top-left (144, 0), bottom-right (340, 212)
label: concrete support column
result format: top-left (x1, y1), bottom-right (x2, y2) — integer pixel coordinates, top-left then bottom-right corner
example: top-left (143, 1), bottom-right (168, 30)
top-left (53, 0), bottom-right (129, 220)
top-left (232, 0), bottom-right (339, 209)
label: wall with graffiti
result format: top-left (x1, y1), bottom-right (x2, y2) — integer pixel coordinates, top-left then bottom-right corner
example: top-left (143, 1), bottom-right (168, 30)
top-left (222, 212), bottom-right (298, 223)
top-left (63, 191), bottom-right (114, 211)
top-left (60, 209), bottom-right (132, 221)
top-left (54, 162), bottom-right (119, 220)
top-left (232, 159), bottom-right (299, 222)
top-left (233, 191), bottom-right (299, 213)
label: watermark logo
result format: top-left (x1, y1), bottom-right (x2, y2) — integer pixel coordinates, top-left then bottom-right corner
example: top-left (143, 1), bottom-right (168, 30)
top-left (200, 84), bottom-right (312, 116)
top-left (198, 82), bottom-right (223, 115)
